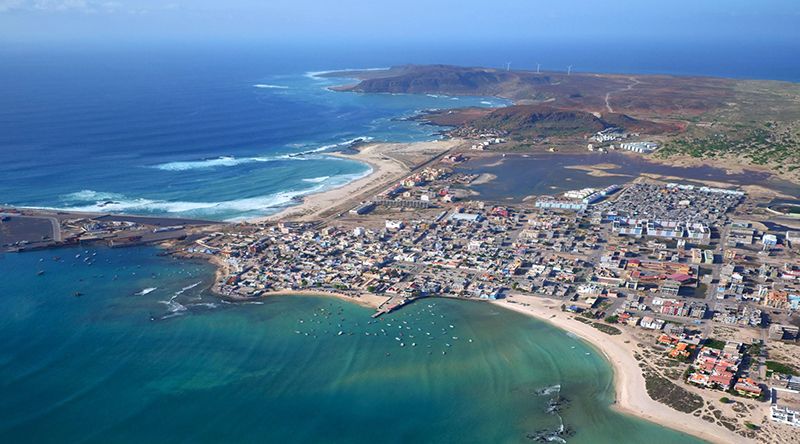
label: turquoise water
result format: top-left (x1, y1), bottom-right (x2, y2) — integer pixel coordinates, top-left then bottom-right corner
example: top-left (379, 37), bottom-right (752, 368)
top-left (0, 246), bottom-right (705, 443)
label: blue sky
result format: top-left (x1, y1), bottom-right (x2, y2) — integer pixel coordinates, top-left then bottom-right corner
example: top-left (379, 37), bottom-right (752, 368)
top-left (0, 0), bottom-right (798, 44)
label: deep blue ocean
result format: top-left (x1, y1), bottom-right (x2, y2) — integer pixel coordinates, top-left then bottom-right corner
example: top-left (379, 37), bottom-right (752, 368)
top-left (0, 41), bottom-right (797, 443)
top-left (1, 40), bottom-right (798, 220)
top-left (0, 48), bottom-right (507, 220)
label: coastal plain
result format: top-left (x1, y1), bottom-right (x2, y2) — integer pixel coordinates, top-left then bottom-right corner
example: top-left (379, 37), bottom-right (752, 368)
top-left (3, 64), bottom-right (800, 444)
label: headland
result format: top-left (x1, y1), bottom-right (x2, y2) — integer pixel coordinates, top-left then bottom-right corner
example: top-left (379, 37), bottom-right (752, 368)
top-left (4, 64), bottom-right (800, 443)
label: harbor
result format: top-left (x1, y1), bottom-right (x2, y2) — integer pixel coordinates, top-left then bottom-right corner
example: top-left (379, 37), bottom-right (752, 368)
top-left (0, 208), bottom-right (218, 253)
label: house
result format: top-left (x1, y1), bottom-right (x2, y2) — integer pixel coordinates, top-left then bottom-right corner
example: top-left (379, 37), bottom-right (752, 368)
top-left (640, 316), bottom-right (665, 330)
top-left (764, 290), bottom-right (790, 309)
top-left (733, 378), bottom-right (762, 398)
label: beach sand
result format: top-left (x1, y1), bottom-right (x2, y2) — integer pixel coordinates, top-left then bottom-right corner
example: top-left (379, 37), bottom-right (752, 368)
top-left (257, 290), bottom-right (390, 309)
top-left (254, 139), bottom-right (462, 222)
top-left (492, 294), bottom-right (748, 444)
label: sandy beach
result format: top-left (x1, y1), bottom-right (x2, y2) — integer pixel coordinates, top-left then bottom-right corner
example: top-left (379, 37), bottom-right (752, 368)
top-left (255, 289), bottom-right (390, 309)
top-left (492, 294), bottom-right (748, 444)
top-left (254, 139), bottom-right (463, 222)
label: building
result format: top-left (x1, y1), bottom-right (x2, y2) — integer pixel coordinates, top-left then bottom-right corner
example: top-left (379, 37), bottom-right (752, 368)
top-left (385, 220), bottom-right (404, 230)
top-left (771, 406), bottom-right (800, 428)
top-left (764, 290), bottom-right (790, 309)
top-left (350, 201), bottom-right (376, 215)
top-left (534, 199), bottom-right (587, 211)
top-left (733, 378), bottom-right (762, 398)
top-left (659, 280), bottom-right (682, 297)
top-left (640, 316), bottom-right (665, 330)
top-left (787, 231), bottom-right (800, 249)
top-left (769, 324), bottom-right (800, 341)
top-left (620, 141), bottom-right (658, 153)
top-left (449, 212), bottom-right (482, 223)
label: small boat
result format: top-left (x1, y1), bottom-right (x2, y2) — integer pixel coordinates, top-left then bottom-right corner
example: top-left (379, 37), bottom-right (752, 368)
top-left (337, 331), bottom-right (343, 336)
top-left (37, 270), bottom-right (45, 276)
top-left (73, 292), bottom-right (83, 297)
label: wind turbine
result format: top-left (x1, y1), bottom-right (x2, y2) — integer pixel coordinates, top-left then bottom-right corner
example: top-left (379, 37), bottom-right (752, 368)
top-left (567, 65), bottom-right (573, 76)
top-left (506, 62), bottom-right (511, 72)
top-left (536, 63), bottom-right (541, 74)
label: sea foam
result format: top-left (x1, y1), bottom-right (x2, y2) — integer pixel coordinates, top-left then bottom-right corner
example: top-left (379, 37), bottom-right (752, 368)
top-left (46, 167), bottom-right (372, 220)
top-left (153, 156), bottom-right (274, 171)
top-left (151, 137), bottom-right (373, 171)
top-left (253, 84), bottom-right (289, 89)
top-left (302, 176), bottom-right (330, 183)
top-left (305, 67), bottom-right (390, 80)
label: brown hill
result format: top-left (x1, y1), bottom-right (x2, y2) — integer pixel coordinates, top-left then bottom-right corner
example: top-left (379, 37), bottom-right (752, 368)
top-left (422, 105), bottom-right (678, 137)
top-left (332, 64), bottom-right (800, 122)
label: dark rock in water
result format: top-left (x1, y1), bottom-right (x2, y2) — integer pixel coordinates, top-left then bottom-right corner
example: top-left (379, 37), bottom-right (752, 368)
top-left (526, 424), bottom-right (575, 443)
top-left (546, 396), bottom-right (571, 414)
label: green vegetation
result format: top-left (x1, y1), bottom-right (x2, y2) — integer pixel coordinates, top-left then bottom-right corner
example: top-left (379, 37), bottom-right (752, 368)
top-left (744, 422), bottom-right (759, 430)
top-left (766, 361), bottom-right (799, 376)
top-left (658, 121), bottom-right (800, 173)
top-left (644, 373), bottom-right (704, 414)
top-left (604, 315), bottom-right (619, 324)
top-left (575, 316), bottom-right (621, 335)
top-left (720, 396), bottom-right (731, 404)
top-left (746, 342), bottom-right (762, 356)
top-left (704, 338), bottom-right (726, 350)
top-left (592, 322), bottom-right (621, 336)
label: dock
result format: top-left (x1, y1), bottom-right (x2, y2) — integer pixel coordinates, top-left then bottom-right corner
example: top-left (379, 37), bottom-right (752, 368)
top-left (372, 296), bottom-right (411, 318)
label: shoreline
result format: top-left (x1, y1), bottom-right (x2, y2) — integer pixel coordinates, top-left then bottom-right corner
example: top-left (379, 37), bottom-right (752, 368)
top-left (252, 290), bottom-right (390, 309)
top-left (491, 294), bottom-right (748, 444)
top-left (252, 138), bottom-right (463, 222)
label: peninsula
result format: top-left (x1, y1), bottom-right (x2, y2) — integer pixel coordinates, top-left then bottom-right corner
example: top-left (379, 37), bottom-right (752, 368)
top-left (4, 65), bottom-right (800, 444)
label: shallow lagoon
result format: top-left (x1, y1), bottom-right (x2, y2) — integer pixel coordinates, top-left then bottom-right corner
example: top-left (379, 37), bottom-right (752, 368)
top-left (457, 152), bottom-right (799, 201)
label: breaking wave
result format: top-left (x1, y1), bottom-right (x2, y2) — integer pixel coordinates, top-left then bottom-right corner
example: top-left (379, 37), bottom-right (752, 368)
top-left (302, 176), bottom-right (330, 183)
top-left (44, 168), bottom-right (372, 220)
top-left (157, 281), bottom-right (202, 317)
top-left (150, 137), bottom-right (373, 171)
top-left (253, 84), bottom-right (289, 89)
top-left (153, 156), bottom-right (274, 171)
top-left (305, 67), bottom-right (390, 80)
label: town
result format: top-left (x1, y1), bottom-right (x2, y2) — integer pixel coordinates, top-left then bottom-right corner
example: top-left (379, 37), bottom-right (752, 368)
top-left (177, 143), bottom-right (800, 440)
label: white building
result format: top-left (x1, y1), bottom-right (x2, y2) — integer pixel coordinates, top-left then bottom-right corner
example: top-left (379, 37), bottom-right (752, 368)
top-left (385, 220), bottom-right (404, 230)
top-left (771, 405), bottom-right (800, 427)
top-left (620, 141), bottom-right (658, 153)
